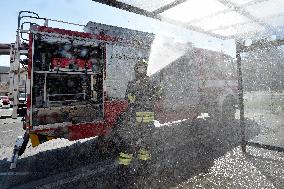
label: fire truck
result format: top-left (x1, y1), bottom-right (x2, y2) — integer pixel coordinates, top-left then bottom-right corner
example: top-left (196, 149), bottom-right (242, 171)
top-left (151, 41), bottom-right (238, 124)
top-left (9, 11), bottom-right (154, 168)
top-left (9, 11), bottom-right (238, 168)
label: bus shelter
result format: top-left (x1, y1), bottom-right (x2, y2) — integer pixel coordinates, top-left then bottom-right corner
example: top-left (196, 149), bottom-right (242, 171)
top-left (93, 0), bottom-right (284, 153)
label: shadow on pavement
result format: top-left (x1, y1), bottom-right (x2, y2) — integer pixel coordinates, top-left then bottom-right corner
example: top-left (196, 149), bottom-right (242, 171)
top-left (1, 117), bottom-right (261, 189)
top-left (245, 148), bottom-right (284, 189)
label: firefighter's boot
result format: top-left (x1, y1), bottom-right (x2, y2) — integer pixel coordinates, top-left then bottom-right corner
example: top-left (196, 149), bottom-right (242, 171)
top-left (118, 152), bottom-right (133, 166)
top-left (138, 148), bottom-right (151, 161)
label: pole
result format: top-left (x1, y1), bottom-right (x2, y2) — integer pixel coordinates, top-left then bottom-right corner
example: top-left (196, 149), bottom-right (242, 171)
top-left (236, 40), bottom-right (246, 153)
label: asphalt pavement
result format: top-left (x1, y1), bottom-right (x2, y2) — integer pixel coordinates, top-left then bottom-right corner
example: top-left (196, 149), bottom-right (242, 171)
top-left (0, 106), bottom-right (283, 189)
top-left (0, 108), bottom-right (12, 119)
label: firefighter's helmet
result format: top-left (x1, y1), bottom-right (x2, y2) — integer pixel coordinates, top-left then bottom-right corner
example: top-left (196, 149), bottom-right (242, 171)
top-left (134, 59), bottom-right (148, 78)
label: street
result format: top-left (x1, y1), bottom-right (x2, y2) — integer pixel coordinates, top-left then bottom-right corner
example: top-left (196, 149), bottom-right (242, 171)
top-left (0, 105), bottom-right (283, 188)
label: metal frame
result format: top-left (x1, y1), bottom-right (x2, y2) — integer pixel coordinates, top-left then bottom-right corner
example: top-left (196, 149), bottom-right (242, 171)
top-left (92, 0), bottom-right (226, 39)
top-left (183, 0), bottom-right (267, 24)
top-left (92, 0), bottom-right (158, 18)
top-left (152, 0), bottom-right (188, 15)
top-left (92, 0), bottom-right (281, 39)
top-left (216, 0), bottom-right (273, 31)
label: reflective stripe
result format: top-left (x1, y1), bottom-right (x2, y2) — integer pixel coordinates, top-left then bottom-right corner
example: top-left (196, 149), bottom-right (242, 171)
top-left (136, 112), bottom-right (154, 117)
top-left (136, 111), bottom-right (154, 123)
top-left (119, 152), bottom-right (133, 159)
top-left (136, 117), bottom-right (154, 123)
top-left (138, 149), bottom-right (150, 161)
top-left (30, 133), bottom-right (40, 147)
top-left (118, 159), bottom-right (131, 166)
top-left (46, 136), bottom-right (55, 141)
top-left (127, 93), bottom-right (136, 103)
top-left (118, 152), bottom-right (133, 166)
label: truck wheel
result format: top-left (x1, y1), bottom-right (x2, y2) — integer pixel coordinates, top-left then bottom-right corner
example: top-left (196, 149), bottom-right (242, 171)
top-left (221, 97), bottom-right (236, 123)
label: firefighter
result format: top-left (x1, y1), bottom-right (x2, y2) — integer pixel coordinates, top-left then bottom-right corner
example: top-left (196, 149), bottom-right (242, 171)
top-left (116, 59), bottom-right (162, 168)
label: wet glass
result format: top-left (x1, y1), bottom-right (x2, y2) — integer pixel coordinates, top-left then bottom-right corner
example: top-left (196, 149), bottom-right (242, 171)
top-left (0, 1), bottom-right (283, 189)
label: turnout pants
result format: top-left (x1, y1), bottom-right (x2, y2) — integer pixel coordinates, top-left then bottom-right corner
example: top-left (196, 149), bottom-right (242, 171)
top-left (117, 111), bottom-right (155, 166)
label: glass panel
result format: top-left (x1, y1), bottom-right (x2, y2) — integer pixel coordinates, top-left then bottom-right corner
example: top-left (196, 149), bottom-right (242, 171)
top-left (242, 44), bottom-right (284, 148)
top-left (160, 0), bottom-right (228, 23)
top-left (245, 0), bottom-right (284, 18)
top-left (191, 11), bottom-right (250, 31)
top-left (263, 14), bottom-right (284, 27)
top-left (119, 0), bottom-right (177, 12)
top-left (213, 23), bottom-right (264, 37)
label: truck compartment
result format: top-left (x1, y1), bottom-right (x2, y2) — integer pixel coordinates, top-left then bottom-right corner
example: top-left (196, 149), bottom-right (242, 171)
top-left (31, 34), bottom-right (104, 126)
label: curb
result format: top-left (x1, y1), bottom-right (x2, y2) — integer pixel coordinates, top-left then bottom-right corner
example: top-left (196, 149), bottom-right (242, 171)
top-left (0, 115), bottom-right (12, 119)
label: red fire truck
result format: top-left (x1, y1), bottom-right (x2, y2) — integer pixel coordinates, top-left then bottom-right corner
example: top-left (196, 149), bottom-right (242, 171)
top-left (9, 11), bottom-right (238, 168)
top-left (9, 11), bottom-right (154, 168)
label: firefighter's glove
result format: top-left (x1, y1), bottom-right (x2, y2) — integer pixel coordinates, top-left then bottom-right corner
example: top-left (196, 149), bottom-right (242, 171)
top-left (127, 93), bottom-right (136, 103)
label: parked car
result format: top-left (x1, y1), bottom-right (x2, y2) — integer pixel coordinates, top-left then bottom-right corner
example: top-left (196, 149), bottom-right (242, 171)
top-left (0, 96), bottom-right (10, 108)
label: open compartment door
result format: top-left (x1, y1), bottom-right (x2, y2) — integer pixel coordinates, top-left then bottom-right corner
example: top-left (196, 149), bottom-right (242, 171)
top-left (30, 28), bottom-right (105, 127)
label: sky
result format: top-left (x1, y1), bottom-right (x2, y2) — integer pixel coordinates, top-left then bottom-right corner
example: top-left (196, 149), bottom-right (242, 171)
top-left (0, 0), bottom-right (235, 67)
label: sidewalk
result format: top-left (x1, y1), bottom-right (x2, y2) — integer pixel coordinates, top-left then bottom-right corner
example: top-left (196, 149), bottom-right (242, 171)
top-left (0, 108), bottom-right (12, 119)
top-left (176, 146), bottom-right (284, 189)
